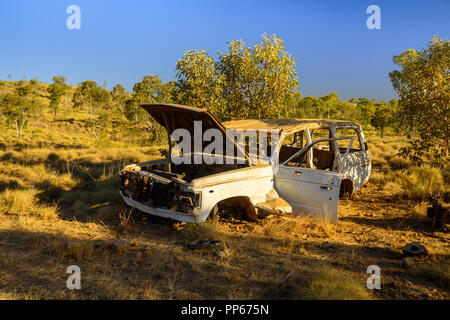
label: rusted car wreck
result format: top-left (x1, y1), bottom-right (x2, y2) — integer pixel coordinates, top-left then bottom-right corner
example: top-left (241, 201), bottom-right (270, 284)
top-left (120, 103), bottom-right (371, 223)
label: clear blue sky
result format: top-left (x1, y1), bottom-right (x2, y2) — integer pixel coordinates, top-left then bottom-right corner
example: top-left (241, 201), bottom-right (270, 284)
top-left (0, 0), bottom-right (448, 100)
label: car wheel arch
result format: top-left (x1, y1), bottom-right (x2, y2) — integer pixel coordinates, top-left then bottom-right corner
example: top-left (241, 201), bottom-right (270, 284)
top-left (340, 179), bottom-right (354, 197)
top-left (208, 196), bottom-right (258, 221)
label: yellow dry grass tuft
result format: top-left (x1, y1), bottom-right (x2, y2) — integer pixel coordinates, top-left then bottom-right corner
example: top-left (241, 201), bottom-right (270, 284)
top-left (401, 166), bottom-right (445, 201)
top-left (319, 216), bottom-right (334, 239)
top-left (0, 117), bottom-right (448, 300)
top-left (414, 260), bottom-right (450, 289)
top-left (296, 265), bottom-right (373, 300)
top-left (0, 188), bottom-right (58, 220)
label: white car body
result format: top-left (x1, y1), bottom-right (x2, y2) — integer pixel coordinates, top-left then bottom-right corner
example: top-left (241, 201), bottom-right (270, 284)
top-left (120, 104), bottom-right (371, 223)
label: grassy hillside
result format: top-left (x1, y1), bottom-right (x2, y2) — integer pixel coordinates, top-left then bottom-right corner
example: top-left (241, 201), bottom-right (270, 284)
top-left (0, 81), bottom-right (448, 300)
top-left (0, 80), bottom-right (165, 149)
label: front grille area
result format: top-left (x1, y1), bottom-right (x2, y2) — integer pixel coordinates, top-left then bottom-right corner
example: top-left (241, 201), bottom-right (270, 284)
top-left (152, 181), bottom-right (171, 207)
top-left (120, 170), bottom-right (198, 212)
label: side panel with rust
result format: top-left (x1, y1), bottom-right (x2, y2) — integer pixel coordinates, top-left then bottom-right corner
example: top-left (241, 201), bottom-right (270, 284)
top-left (192, 165), bottom-right (275, 222)
top-left (333, 125), bottom-right (371, 193)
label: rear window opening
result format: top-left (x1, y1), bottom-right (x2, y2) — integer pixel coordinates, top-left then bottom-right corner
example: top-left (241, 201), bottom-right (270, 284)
top-left (335, 128), bottom-right (362, 153)
top-left (279, 128), bottom-right (335, 171)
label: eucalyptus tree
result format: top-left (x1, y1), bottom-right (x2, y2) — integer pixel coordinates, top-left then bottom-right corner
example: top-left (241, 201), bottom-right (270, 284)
top-left (175, 34), bottom-right (299, 121)
top-left (0, 80), bottom-right (43, 138)
top-left (47, 76), bottom-right (69, 120)
top-left (72, 80), bottom-right (111, 142)
top-left (389, 36), bottom-right (449, 168)
top-left (111, 83), bottom-right (129, 114)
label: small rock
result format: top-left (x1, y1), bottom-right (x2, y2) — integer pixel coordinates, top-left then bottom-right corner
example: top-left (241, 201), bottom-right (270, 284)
top-left (402, 257), bottom-right (416, 269)
top-left (110, 240), bottom-right (132, 253)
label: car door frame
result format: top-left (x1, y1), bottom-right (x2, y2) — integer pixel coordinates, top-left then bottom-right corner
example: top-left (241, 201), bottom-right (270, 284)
top-left (331, 125), bottom-right (371, 193)
top-left (272, 129), bottom-right (353, 222)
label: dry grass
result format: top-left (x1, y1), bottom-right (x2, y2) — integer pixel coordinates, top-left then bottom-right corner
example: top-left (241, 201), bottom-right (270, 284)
top-left (1, 188), bottom-right (449, 299)
top-left (401, 166), bottom-right (445, 201)
top-left (414, 260), bottom-right (450, 290)
top-left (296, 265), bottom-right (373, 300)
top-left (0, 115), bottom-right (449, 300)
top-left (0, 188), bottom-right (58, 220)
top-left (366, 135), bottom-right (448, 201)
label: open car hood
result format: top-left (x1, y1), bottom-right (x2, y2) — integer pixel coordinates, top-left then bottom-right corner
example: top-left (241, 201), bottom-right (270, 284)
top-left (140, 103), bottom-right (253, 165)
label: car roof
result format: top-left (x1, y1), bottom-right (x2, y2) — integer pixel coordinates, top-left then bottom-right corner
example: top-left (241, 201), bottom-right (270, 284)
top-left (140, 103), bottom-right (359, 135)
top-left (223, 119), bottom-right (359, 135)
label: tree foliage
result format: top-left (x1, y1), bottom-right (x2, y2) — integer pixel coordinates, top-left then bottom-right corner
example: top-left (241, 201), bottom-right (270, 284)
top-left (389, 36), bottom-right (449, 168)
top-left (72, 80), bottom-right (111, 142)
top-left (292, 93), bottom-right (370, 123)
top-left (111, 83), bottom-right (129, 114)
top-left (175, 34), bottom-right (299, 120)
top-left (4, 34), bottom-right (442, 151)
top-left (47, 76), bottom-right (69, 119)
top-left (124, 75), bottom-right (173, 124)
top-left (175, 50), bottom-right (223, 114)
top-left (371, 101), bottom-right (396, 138)
top-left (123, 75), bottom-right (175, 142)
top-left (0, 81), bottom-right (42, 138)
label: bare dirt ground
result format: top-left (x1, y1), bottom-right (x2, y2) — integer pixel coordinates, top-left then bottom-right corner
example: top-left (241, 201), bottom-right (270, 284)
top-left (0, 179), bottom-right (448, 300)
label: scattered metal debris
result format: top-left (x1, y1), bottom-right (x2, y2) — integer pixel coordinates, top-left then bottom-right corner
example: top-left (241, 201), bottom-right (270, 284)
top-left (402, 242), bottom-right (428, 256)
top-left (186, 240), bottom-right (227, 257)
top-left (427, 198), bottom-right (449, 229)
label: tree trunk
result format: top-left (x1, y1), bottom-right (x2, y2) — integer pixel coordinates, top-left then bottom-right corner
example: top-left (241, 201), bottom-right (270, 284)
top-left (89, 103), bottom-right (99, 142)
top-left (18, 116), bottom-right (27, 139)
top-left (14, 120), bottom-right (19, 138)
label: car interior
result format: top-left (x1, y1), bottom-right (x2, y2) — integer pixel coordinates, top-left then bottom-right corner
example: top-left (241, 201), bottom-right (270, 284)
top-left (334, 128), bottom-right (363, 153)
top-left (279, 129), bottom-right (336, 171)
